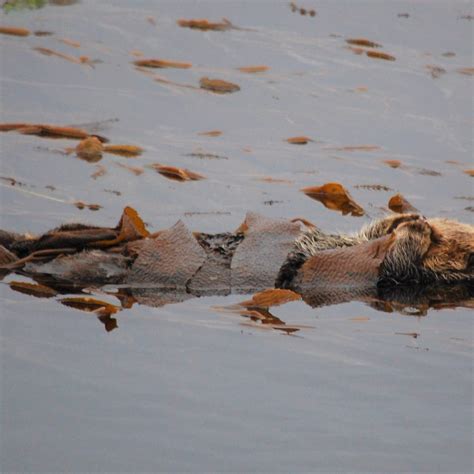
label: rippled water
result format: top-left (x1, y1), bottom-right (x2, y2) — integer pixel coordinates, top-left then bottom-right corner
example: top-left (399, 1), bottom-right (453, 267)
top-left (1, 1), bottom-right (472, 472)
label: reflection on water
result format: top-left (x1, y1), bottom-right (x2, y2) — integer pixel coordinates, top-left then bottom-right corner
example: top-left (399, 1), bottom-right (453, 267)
top-left (5, 271), bottom-right (473, 333)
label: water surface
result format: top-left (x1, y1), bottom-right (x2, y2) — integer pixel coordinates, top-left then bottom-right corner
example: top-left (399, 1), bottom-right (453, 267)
top-left (1, 1), bottom-right (473, 472)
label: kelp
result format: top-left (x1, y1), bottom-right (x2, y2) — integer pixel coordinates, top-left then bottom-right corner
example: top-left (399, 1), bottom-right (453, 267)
top-left (289, 2), bottom-right (316, 17)
top-left (0, 25), bottom-right (30, 36)
top-left (5, 206), bottom-right (149, 260)
top-left (33, 47), bottom-right (96, 66)
top-left (237, 65), bottom-right (269, 73)
top-left (177, 18), bottom-right (233, 31)
top-left (216, 288), bottom-right (307, 334)
top-left (0, 122), bottom-right (108, 142)
top-left (286, 136), bottom-right (312, 145)
top-left (238, 288), bottom-right (301, 308)
top-left (91, 165), bottom-right (106, 180)
top-left (116, 163), bottom-right (144, 175)
top-left (103, 145), bottom-right (143, 157)
top-left (73, 201), bottom-right (102, 211)
top-left (9, 281), bottom-right (57, 298)
top-left (133, 59), bottom-right (192, 69)
top-left (366, 50), bottom-right (396, 61)
top-left (150, 164), bottom-right (205, 181)
top-left (388, 193), bottom-right (418, 213)
top-left (456, 67), bottom-right (474, 76)
top-left (199, 77), bottom-right (240, 93)
top-left (75, 136), bottom-right (103, 162)
top-left (198, 130), bottom-right (222, 137)
top-left (58, 37), bottom-right (81, 48)
top-left (301, 182), bottom-right (365, 217)
top-left (60, 296), bottom-right (119, 316)
top-left (346, 38), bottom-right (381, 48)
top-left (326, 144), bottom-right (380, 152)
top-left (383, 159), bottom-right (402, 168)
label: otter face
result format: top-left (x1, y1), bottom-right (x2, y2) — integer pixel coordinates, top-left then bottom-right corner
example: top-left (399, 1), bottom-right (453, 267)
top-left (379, 216), bottom-right (474, 285)
top-left (423, 218), bottom-right (474, 279)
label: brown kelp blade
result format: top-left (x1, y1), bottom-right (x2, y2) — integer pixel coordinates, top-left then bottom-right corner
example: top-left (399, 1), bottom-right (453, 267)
top-left (238, 308), bottom-right (305, 334)
top-left (326, 144), bottom-right (380, 152)
top-left (346, 38), bottom-right (381, 48)
top-left (150, 164), bottom-right (205, 181)
top-left (9, 207), bottom-right (148, 256)
top-left (33, 46), bottom-right (93, 65)
top-left (198, 130), bottom-right (223, 137)
top-left (199, 77), bottom-right (240, 94)
top-left (133, 58), bottom-right (192, 69)
top-left (0, 245), bottom-right (18, 265)
top-left (18, 228), bottom-right (118, 254)
top-left (231, 213), bottom-right (303, 290)
top-left (0, 122), bottom-right (108, 142)
top-left (103, 144), bottom-right (143, 157)
top-left (60, 296), bottom-right (119, 315)
top-left (301, 183), bottom-right (365, 217)
top-left (388, 193), bottom-right (418, 213)
top-left (116, 162), bottom-right (144, 175)
top-left (94, 206), bottom-right (150, 247)
top-left (456, 67), bottom-right (474, 76)
top-left (366, 50), bottom-right (396, 61)
top-left (286, 136), bottom-right (312, 145)
top-left (216, 289), bottom-right (307, 334)
top-left (9, 281), bottom-right (58, 298)
top-left (0, 26), bottom-right (30, 36)
top-left (76, 136), bottom-right (104, 162)
top-left (127, 221), bottom-right (206, 287)
top-left (73, 201), bottom-right (102, 211)
top-left (177, 18), bottom-right (233, 31)
top-left (238, 288), bottom-right (301, 308)
top-left (237, 65), bottom-right (269, 73)
top-left (383, 159), bottom-right (402, 168)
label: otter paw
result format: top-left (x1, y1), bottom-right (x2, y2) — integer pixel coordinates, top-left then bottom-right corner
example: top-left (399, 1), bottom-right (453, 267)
top-left (393, 218), bottom-right (432, 239)
top-left (389, 218), bottom-right (433, 260)
top-left (385, 213), bottom-right (423, 234)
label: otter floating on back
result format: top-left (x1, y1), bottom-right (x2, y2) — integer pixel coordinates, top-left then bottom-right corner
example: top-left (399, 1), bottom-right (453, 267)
top-left (278, 213), bottom-right (474, 290)
top-left (0, 211), bottom-right (472, 303)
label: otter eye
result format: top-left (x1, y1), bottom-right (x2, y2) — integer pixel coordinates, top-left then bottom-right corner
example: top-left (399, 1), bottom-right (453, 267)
top-left (468, 254), bottom-right (474, 269)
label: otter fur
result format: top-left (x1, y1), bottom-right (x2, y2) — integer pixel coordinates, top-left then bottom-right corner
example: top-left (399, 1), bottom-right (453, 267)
top-left (277, 213), bottom-right (474, 289)
top-left (1, 212), bottom-right (473, 294)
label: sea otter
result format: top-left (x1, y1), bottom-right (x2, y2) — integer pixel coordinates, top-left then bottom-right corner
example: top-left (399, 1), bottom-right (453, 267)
top-left (0, 211), bottom-right (472, 299)
top-left (277, 213), bottom-right (474, 290)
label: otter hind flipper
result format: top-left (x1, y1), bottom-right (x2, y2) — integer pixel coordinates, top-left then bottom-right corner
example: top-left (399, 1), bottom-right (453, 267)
top-left (230, 213), bottom-right (303, 292)
top-left (275, 251), bottom-right (307, 289)
top-left (127, 220), bottom-right (206, 289)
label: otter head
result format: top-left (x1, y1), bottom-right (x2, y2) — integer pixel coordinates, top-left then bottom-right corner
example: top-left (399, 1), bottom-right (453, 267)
top-left (379, 216), bottom-right (474, 285)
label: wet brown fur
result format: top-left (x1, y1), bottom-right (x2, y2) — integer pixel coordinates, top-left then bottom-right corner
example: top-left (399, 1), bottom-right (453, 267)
top-left (286, 214), bottom-right (474, 287)
top-left (380, 216), bottom-right (474, 285)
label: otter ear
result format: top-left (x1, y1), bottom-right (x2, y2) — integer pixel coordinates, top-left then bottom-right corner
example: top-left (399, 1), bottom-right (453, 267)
top-left (468, 253), bottom-right (474, 269)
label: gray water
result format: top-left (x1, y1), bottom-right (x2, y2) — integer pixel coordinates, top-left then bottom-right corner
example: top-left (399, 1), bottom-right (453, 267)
top-left (1, 1), bottom-right (473, 472)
